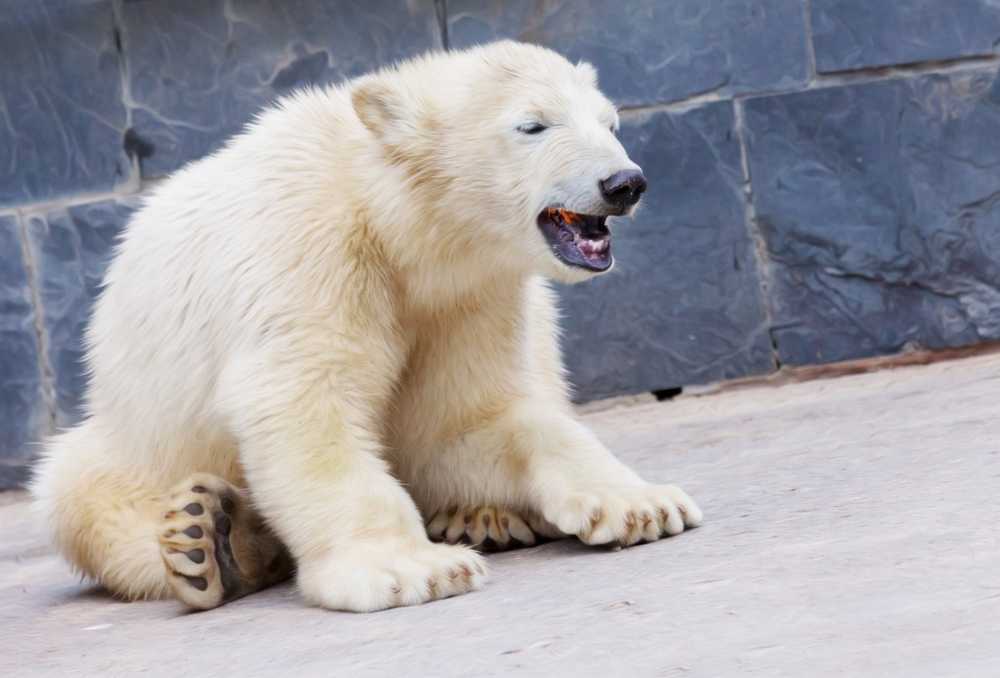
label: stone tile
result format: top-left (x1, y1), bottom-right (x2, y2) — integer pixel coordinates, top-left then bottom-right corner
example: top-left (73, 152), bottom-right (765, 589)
top-left (0, 214), bottom-right (46, 485)
top-left (557, 103), bottom-right (775, 401)
top-left (811, 0), bottom-right (1000, 73)
top-left (119, 0), bottom-right (442, 177)
top-left (0, 1), bottom-right (131, 208)
top-left (447, 0), bottom-right (809, 106)
top-left (743, 68), bottom-right (1000, 366)
top-left (26, 199), bottom-right (136, 425)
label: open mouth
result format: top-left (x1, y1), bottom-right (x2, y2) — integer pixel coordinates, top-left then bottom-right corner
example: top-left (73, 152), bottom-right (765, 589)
top-left (536, 207), bottom-right (613, 272)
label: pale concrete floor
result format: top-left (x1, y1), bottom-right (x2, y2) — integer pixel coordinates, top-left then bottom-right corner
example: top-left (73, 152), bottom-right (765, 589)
top-left (2, 354), bottom-right (999, 677)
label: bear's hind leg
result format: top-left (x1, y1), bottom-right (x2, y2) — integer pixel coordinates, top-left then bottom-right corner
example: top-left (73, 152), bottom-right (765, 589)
top-left (32, 428), bottom-right (175, 601)
top-left (159, 473), bottom-right (292, 610)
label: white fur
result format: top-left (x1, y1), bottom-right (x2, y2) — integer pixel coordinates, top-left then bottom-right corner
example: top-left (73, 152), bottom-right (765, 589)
top-left (30, 41), bottom-right (701, 612)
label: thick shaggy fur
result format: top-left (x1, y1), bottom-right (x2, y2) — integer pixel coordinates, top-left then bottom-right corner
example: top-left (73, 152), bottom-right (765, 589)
top-left (31, 41), bottom-right (701, 612)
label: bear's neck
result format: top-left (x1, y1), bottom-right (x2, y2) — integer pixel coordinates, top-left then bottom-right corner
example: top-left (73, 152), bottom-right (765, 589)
top-left (396, 251), bottom-right (525, 315)
top-left (361, 193), bottom-right (529, 315)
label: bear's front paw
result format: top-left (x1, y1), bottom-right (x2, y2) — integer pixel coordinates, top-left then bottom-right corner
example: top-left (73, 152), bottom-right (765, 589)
top-left (425, 506), bottom-right (562, 550)
top-left (297, 539), bottom-right (487, 612)
top-left (542, 483), bottom-right (702, 547)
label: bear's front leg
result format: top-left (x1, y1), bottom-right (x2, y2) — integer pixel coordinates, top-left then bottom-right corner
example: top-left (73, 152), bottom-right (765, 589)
top-left (522, 409), bottom-right (703, 546)
top-left (219, 349), bottom-right (485, 612)
top-left (407, 401), bottom-right (701, 549)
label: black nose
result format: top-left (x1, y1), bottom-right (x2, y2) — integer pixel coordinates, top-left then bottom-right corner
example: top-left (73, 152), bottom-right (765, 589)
top-left (600, 169), bottom-right (647, 209)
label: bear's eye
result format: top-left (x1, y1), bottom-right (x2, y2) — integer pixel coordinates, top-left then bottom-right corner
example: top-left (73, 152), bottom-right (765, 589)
top-left (517, 122), bottom-right (548, 135)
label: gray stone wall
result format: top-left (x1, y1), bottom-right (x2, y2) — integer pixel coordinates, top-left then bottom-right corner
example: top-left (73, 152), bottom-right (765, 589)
top-left (2, 1), bottom-right (999, 487)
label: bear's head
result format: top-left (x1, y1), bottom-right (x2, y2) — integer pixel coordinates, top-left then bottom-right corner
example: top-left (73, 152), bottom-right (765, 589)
top-left (352, 41), bottom-right (645, 284)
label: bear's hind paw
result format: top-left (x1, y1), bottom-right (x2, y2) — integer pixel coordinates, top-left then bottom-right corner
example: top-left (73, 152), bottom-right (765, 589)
top-left (158, 473), bottom-right (291, 610)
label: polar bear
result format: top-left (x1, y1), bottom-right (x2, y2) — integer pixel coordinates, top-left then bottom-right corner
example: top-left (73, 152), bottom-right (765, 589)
top-left (30, 41), bottom-right (701, 612)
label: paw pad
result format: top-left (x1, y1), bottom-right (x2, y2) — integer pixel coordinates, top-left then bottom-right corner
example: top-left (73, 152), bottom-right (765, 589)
top-left (183, 575), bottom-right (208, 591)
top-left (158, 473), bottom-right (291, 611)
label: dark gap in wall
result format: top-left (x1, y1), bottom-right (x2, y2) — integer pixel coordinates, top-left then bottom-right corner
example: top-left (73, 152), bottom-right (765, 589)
top-left (435, 0), bottom-right (450, 51)
top-left (652, 387), bottom-right (683, 402)
top-left (111, 0), bottom-right (140, 187)
top-left (768, 328), bottom-right (783, 370)
top-left (123, 128), bottom-right (155, 161)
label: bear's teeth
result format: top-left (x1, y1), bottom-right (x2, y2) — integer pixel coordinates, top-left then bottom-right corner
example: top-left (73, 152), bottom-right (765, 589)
top-left (579, 238), bottom-right (608, 256)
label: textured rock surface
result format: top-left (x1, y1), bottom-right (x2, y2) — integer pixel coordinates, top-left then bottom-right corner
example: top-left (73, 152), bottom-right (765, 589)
top-left (0, 0), bottom-right (131, 207)
top-left (119, 0), bottom-right (442, 177)
top-left (26, 200), bottom-right (136, 425)
top-left (811, 0), bottom-right (1000, 73)
top-left (559, 103), bottom-right (773, 400)
top-left (447, 0), bottom-right (809, 106)
top-left (744, 67), bottom-right (1000, 366)
top-left (3, 353), bottom-right (1000, 677)
top-left (0, 215), bottom-right (45, 489)
top-left (6, 1), bottom-right (1000, 477)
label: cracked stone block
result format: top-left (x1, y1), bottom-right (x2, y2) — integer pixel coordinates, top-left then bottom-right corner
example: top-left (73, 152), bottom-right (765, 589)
top-left (26, 199), bottom-right (137, 426)
top-left (0, 1), bottom-right (131, 208)
top-left (119, 0), bottom-right (442, 177)
top-left (744, 68), bottom-right (1000, 366)
top-left (557, 103), bottom-right (775, 401)
top-left (0, 214), bottom-right (46, 487)
top-left (447, 0), bottom-right (809, 106)
top-left (811, 0), bottom-right (1000, 73)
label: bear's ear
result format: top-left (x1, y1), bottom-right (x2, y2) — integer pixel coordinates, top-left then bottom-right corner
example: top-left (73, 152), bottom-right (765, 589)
top-left (352, 78), bottom-right (407, 141)
top-left (576, 61), bottom-right (598, 87)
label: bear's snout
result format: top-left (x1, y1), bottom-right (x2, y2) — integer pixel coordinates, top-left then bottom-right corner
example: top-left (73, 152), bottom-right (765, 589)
top-left (599, 169), bottom-right (647, 211)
